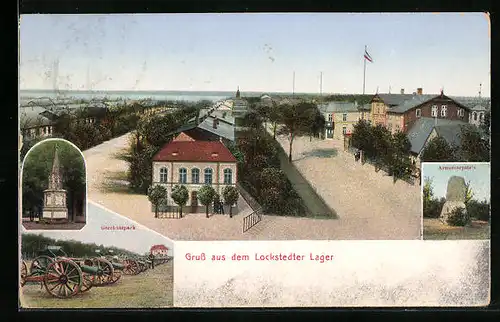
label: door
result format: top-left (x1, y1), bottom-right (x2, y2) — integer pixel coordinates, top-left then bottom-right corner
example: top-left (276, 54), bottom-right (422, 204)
top-left (191, 191), bottom-right (198, 213)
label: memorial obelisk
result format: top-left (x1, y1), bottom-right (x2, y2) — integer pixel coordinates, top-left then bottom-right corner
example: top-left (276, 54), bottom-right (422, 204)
top-left (42, 146), bottom-right (68, 223)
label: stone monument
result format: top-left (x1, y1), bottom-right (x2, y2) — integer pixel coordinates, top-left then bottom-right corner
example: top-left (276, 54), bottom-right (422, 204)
top-left (42, 147), bottom-right (68, 223)
top-left (439, 175), bottom-right (467, 224)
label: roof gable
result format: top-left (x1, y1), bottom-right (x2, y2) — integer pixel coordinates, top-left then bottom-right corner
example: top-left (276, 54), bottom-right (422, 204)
top-left (153, 140), bottom-right (237, 163)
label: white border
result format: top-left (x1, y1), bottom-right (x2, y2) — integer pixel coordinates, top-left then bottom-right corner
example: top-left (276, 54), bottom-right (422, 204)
top-left (19, 138), bottom-right (89, 233)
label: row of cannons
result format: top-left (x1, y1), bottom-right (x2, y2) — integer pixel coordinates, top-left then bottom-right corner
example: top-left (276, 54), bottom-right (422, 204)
top-left (20, 246), bottom-right (170, 299)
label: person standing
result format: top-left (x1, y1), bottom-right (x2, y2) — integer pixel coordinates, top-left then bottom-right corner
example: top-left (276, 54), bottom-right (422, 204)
top-left (148, 253), bottom-right (155, 269)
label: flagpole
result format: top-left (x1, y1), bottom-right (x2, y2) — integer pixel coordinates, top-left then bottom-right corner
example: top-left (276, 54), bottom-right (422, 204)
top-left (363, 45), bottom-right (367, 95)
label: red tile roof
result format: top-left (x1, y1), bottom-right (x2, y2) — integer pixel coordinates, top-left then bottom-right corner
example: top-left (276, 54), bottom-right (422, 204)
top-left (150, 244), bottom-right (168, 252)
top-left (153, 140), bottom-right (237, 163)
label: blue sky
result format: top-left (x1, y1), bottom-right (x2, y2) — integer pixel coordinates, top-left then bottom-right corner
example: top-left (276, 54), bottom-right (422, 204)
top-left (21, 202), bottom-right (174, 255)
top-left (422, 163), bottom-right (490, 202)
top-left (19, 13), bottom-right (490, 96)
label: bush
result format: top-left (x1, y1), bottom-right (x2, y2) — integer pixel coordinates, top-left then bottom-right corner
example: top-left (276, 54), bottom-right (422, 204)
top-left (423, 198), bottom-right (444, 218)
top-left (466, 200), bottom-right (490, 222)
top-left (446, 207), bottom-right (471, 226)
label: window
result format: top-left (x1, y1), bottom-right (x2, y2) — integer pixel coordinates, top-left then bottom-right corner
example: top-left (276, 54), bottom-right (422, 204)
top-left (440, 105), bottom-right (447, 117)
top-left (473, 112), bottom-right (477, 121)
top-left (342, 113), bottom-right (347, 121)
top-left (431, 105), bottom-right (438, 117)
top-left (342, 126), bottom-right (347, 135)
top-left (416, 108), bottom-right (421, 118)
top-left (480, 113), bottom-right (485, 121)
top-left (191, 168), bottom-right (200, 184)
top-left (159, 167), bottom-right (168, 183)
top-left (328, 114), bottom-right (333, 122)
top-left (179, 168), bottom-right (187, 184)
top-left (223, 168), bottom-right (233, 184)
top-left (204, 168), bottom-right (213, 184)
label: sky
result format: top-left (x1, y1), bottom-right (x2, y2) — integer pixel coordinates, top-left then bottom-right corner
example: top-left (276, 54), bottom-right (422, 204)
top-left (21, 202), bottom-right (175, 255)
top-left (19, 13), bottom-right (490, 96)
top-left (422, 163), bottom-right (490, 202)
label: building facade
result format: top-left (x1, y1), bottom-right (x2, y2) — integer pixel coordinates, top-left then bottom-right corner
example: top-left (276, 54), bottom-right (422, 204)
top-left (370, 88), bottom-right (472, 134)
top-left (150, 244), bottom-right (169, 257)
top-left (319, 101), bottom-right (364, 139)
top-left (151, 137), bottom-right (238, 213)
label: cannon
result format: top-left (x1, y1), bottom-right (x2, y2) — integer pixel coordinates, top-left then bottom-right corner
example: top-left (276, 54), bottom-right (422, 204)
top-left (21, 245), bottom-right (117, 295)
top-left (92, 249), bottom-right (122, 285)
top-left (20, 256), bottom-right (97, 298)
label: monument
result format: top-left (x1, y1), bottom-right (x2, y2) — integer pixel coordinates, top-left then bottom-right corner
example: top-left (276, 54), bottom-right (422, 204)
top-left (439, 175), bottom-right (467, 224)
top-left (42, 147), bottom-right (69, 223)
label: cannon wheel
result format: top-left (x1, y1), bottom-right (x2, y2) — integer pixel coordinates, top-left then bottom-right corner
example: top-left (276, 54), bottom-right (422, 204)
top-left (123, 259), bottom-right (140, 275)
top-left (20, 260), bottom-right (28, 287)
top-left (109, 269), bottom-right (122, 285)
top-left (30, 255), bottom-right (55, 274)
top-left (92, 258), bottom-right (114, 286)
top-left (43, 259), bottom-right (83, 298)
top-left (80, 272), bottom-right (95, 293)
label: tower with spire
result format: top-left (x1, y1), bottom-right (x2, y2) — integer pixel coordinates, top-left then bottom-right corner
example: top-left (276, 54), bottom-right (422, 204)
top-left (42, 145), bottom-right (69, 223)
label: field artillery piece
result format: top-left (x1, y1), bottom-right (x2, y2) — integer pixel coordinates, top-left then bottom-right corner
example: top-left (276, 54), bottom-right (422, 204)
top-left (92, 249), bottom-right (123, 285)
top-left (20, 246), bottom-right (106, 298)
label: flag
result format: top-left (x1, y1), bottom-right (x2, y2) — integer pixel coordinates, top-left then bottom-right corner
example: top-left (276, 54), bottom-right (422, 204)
top-left (364, 48), bottom-right (373, 63)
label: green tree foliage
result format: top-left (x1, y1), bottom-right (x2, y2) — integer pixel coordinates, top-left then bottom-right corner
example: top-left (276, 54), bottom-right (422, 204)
top-left (350, 120), bottom-right (375, 157)
top-left (148, 185), bottom-right (167, 218)
top-left (480, 110), bottom-right (490, 137)
top-left (422, 177), bottom-right (444, 218)
top-left (22, 140), bottom-right (85, 221)
top-left (222, 185), bottom-right (239, 218)
top-left (308, 108), bottom-right (326, 141)
top-left (323, 94), bottom-right (372, 105)
top-left (457, 124), bottom-right (490, 162)
top-left (464, 180), bottom-right (474, 204)
top-left (277, 102), bottom-right (320, 162)
top-left (171, 185), bottom-right (189, 218)
top-left (420, 136), bottom-right (458, 162)
top-left (466, 199), bottom-right (490, 222)
top-left (446, 207), bottom-right (471, 227)
top-left (198, 185), bottom-right (216, 218)
top-left (21, 233), bottom-right (139, 260)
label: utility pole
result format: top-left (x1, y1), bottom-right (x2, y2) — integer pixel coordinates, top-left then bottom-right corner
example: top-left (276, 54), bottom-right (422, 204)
top-left (320, 72), bottom-right (323, 96)
top-left (292, 71), bottom-right (295, 97)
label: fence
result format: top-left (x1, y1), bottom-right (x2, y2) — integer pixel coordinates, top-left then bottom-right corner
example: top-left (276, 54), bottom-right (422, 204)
top-left (237, 182), bottom-right (264, 233)
top-left (243, 209), bottom-right (263, 233)
top-left (158, 206), bottom-right (182, 219)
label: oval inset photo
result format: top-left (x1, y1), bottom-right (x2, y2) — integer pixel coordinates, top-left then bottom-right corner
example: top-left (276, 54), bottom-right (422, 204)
top-left (21, 138), bottom-right (87, 230)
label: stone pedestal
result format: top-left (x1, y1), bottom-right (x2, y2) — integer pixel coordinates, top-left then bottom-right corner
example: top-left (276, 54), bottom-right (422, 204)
top-left (42, 189), bottom-right (68, 223)
top-left (440, 201), bottom-right (467, 224)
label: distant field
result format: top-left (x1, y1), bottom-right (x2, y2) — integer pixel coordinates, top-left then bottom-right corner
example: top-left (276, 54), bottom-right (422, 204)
top-left (20, 261), bottom-right (173, 308)
top-left (423, 218), bottom-right (490, 240)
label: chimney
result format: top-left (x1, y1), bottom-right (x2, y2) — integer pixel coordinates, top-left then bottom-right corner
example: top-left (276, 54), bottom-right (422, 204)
top-left (400, 88), bottom-right (405, 94)
top-left (417, 88), bottom-right (423, 95)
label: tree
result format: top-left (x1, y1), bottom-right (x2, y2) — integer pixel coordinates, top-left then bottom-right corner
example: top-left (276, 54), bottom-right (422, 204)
top-left (22, 140), bottom-right (86, 221)
top-left (386, 131), bottom-right (413, 180)
top-left (350, 120), bottom-right (374, 157)
top-left (198, 185), bottom-right (216, 218)
top-left (277, 102), bottom-right (317, 162)
top-left (480, 110), bottom-right (490, 137)
top-left (423, 177), bottom-right (434, 204)
top-left (464, 180), bottom-right (474, 204)
top-left (420, 136), bottom-right (458, 162)
top-left (308, 108), bottom-right (326, 141)
top-left (457, 124), bottom-right (490, 162)
top-left (148, 185), bottom-right (167, 218)
top-left (222, 186), bottom-right (240, 218)
top-left (268, 100), bottom-right (282, 139)
top-left (171, 185), bottom-right (189, 218)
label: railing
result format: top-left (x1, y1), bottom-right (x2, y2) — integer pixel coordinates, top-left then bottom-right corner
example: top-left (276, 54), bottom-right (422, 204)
top-left (158, 206), bottom-right (182, 219)
top-left (243, 209), bottom-right (263, 233)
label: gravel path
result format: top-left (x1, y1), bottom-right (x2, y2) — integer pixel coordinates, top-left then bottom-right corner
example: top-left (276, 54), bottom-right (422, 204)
top-left (83, 131), bottom-right (421, 240)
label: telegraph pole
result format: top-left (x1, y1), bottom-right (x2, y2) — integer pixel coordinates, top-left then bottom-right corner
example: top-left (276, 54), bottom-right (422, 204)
top-left (292, 71), bottom-right (295, 97)
top-left (320, 72), bottom-right (323, 96)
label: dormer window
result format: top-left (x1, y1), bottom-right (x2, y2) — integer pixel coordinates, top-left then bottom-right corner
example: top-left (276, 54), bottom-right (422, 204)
top-left (211, 152), bottom-right (219, 157)
top-left (431, 105), bottom-right (438, 117)
top-left (416, 108), bottom-right (421, 118)
top-left (440, 105), bottom-right (447, 117)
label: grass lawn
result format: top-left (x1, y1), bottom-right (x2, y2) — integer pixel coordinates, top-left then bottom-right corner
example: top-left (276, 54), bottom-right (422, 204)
top-left (20, 260), bottom-right (173, 308)
top-left (423, 218), bottom-right (490, 240)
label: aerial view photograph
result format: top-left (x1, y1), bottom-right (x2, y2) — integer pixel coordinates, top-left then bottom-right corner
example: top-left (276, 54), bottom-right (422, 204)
top-left (19, 13), bottom-right (490, 241)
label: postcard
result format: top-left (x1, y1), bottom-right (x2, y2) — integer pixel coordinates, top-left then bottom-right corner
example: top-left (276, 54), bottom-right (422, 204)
top-left (18, 12), bottom-right (491, 308)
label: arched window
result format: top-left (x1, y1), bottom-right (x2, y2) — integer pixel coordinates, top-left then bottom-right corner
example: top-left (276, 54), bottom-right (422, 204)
top-left (204, 168), bottom-right (213, 184)
top-left (179, 168), bottom-right (187, 184)
top-left (191, 168), bottom-right (200, 184)
top-left (159, 167), bottom-right (168, 183)
top-left (223, 168), bottom-right (233, 184)
top-left (473, 112), bottom-right (477, 121)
